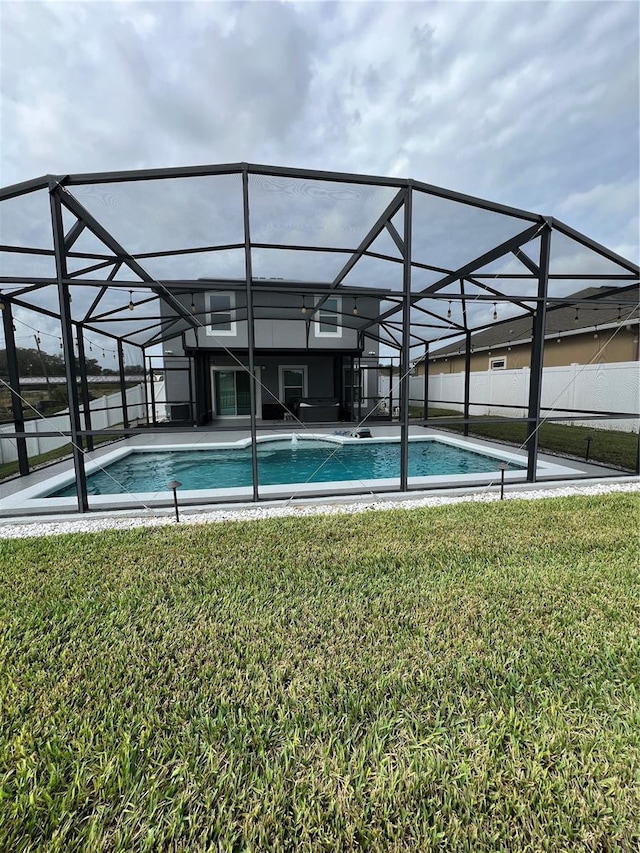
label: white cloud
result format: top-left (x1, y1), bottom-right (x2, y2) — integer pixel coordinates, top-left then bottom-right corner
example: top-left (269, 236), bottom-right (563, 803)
top-left (0, 0), bottom-right (637, 353)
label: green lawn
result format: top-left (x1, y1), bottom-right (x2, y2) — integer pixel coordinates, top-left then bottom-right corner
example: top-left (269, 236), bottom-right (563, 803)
top-left (1, 494), bottom-right (639, 852)
top-left (0, 434), bottom-right (121, 482)
top-left (419, 407), bottom-right (639, 471)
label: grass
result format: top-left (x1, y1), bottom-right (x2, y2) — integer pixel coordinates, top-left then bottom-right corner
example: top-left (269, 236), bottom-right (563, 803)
top-left (0, 434), bottom-right (122, 482)
top-left (418, 407), bottom-right (639, 471)
top-left (1, 494), bottom-right (639, 851)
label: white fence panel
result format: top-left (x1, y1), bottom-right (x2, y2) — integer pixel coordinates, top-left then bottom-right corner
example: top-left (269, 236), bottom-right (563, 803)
top-left (428, 361), bottom-right (639, 432)
top-left (0, 381), bottom-right (165, 465)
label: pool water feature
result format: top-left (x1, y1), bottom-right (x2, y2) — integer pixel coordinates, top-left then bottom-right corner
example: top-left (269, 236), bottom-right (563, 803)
top-left (49, 437), bottom-right (527, 498)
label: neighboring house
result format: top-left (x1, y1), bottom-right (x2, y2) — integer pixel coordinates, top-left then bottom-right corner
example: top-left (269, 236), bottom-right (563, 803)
top-left (417, 288), bottom-right (639, 376)
top-left (160, 283), bottom-right (380, 425)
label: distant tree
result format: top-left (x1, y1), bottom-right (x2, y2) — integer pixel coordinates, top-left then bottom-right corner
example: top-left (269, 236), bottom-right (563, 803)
top-left (0, 348), bottom-right (121, 378)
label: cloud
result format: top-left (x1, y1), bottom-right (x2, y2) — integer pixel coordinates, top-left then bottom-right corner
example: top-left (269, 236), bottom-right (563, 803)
top-left (0, 0), bottom-right (637, 355)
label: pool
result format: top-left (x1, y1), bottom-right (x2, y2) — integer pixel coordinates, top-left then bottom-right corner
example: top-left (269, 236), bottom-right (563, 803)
top-left (49, 436), bottom-right (527, 498)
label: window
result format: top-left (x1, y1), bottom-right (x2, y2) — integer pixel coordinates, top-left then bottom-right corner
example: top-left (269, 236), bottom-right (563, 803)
top-left (314, 296), bottom-right (342, 338)
top-left (490, 356), bottom-right (506, 370)
top-left (206, 292), bottom-right (236, 336)
top-left (279, 366), bottom-right (308, 409)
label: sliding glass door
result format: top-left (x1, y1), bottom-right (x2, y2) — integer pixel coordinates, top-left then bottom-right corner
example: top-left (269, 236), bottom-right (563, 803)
top-left (213, 369), bottom-right (252, 416)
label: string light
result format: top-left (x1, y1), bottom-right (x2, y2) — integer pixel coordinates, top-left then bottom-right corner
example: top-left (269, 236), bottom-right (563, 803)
top-left (574, 307), bottom-right (579, 323)
top-left (190, 293), bottom-right (196, 313)
top-left (617, 304), bottom-right (622, 321)
top-left (301, 296), bottom-right (307, 314)
top-left (352, 297), bottom-right (358, 316)
top-left (447, 301), bottom-right (452, 319)
top-left (128, 290), bottom-right (134, 311)
top-left (492, 302), bottom-right (498, 321)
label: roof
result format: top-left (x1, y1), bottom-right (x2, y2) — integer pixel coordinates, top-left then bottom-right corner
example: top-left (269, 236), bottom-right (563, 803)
top-left (427, 287), bottom-right (639, 357)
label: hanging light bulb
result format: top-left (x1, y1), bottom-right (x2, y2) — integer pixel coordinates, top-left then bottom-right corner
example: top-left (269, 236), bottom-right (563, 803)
top-left (190, 293), bottom-right (196, 313)
top-left (36, 333), bottom-right (41, 345)
top-left (447, 301), bottom-right (452, 319)
top-left (102, 350), bottom-right (105, 358)
top-left (574, 307), bottom-right (579, 323)
top-left (492, 302), bottom-right (498, 321)
top-left (301, 296), bottom-right (307, 314)
top-left (352, 297), bottom-right (358, 316)
top-left (128, 290), bottom-right (134, 311)
top-left (617, 304), bottom-right (622, 321)
top-left (89, 341), bottom-right (93, 352)
top-left (60, 338), bottom-right (63, 350)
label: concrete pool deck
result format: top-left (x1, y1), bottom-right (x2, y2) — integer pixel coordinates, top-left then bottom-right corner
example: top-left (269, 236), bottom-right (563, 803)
top-left (0, 423), bottom-right (634, 520)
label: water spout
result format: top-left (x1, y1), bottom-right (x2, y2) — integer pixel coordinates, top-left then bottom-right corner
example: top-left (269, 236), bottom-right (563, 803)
top-left (291, 433), bottom-right (299, 446)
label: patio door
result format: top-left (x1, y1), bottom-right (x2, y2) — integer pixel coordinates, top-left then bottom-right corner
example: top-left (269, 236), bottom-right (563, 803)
top-left (212, 368), bottom-right (256, 416)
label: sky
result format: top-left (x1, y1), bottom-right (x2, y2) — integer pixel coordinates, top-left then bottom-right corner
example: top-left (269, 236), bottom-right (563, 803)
top-left (0, 0), bottom-right (638, 357)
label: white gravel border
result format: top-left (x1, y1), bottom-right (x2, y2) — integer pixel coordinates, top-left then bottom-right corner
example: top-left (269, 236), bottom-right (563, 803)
top-left (0, 480), bottom-right (638, 540)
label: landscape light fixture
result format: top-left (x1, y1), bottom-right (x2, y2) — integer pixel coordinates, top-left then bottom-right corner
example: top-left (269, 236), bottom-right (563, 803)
top-left (585, 436), bottom-right (593, 461)
top-left (497, 462), bottom-right (509, 500)
top-left (167, 479), bottom-right (182, 522)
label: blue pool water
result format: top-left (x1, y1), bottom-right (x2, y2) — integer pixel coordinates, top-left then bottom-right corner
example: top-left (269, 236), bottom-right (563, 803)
top-left (49, 438), bottom-right (524, 497)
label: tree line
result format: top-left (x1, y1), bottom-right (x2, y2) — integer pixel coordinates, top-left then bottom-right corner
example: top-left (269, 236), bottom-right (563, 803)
top-left (0, 348), bottom-right (145, 378)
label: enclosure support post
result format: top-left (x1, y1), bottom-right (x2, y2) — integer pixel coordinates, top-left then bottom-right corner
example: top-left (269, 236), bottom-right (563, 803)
top-left (141, 347), bottom-right (150, 427)
top-left (187, 353), bottom-right (195, 425)
top-left (117, 339), bottom-right (129, 430)
top-left (400, 187), bottom-right (412, 492)
top-left (357, 352), bottom-right (362, 423)
top-left (242, 168), bottom-right (260, 503)
top-left (149, 358), bottom-right (157, 425)
top-left (76, 327), bottom-right (94, 452)
top-left (463, 331), bottom-right (471, 437)
top-left (1, 299), bottom-right (29, 475)
top-left (526, 224), bottom-right (551, 482)
top-left (50, 183), bottom-right (88, 511)
top-left (423, 343), bottom-right (429, 422)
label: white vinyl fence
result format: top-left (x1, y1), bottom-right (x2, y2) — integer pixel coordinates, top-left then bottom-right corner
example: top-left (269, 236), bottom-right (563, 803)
top-left (377, 374), bottom-right (425, 411)
top-left (427, 361), bottom-right (639, 432)
top-left (0, 380), bottom-right (167, 465)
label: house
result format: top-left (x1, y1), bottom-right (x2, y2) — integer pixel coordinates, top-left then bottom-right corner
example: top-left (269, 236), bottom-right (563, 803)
top-left (417, 287), bottom-right (639, 376)
top-left (160, 281), bottom-right (381, 425)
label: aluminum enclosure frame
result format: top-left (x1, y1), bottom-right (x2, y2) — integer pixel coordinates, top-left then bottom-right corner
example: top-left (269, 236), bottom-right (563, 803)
top-left (1, 163), bottom-right (638, 513)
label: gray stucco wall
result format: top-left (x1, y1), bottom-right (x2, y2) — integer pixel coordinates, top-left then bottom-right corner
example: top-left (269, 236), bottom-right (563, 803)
top-left (162, 291), bottom-right (380, 352)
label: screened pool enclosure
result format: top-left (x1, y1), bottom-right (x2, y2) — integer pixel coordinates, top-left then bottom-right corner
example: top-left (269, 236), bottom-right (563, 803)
top-left (0, 163), bottom-right (638, 513)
